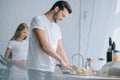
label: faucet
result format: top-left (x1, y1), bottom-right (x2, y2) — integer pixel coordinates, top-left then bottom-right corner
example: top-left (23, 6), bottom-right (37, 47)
top-left (72, 53), bottom-right (84, 67)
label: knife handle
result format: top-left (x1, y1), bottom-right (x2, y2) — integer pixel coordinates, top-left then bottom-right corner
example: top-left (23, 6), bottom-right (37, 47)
top-left (56, 64), bottom-right (62, 67)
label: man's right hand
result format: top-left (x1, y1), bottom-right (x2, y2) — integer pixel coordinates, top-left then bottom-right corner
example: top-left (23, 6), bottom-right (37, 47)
top-left (60, 59), bottom-right (71, 70)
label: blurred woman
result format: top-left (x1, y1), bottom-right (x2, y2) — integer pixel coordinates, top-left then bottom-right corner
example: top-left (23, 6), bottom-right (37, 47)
top-left (4, 23), bottom-right (29, 80)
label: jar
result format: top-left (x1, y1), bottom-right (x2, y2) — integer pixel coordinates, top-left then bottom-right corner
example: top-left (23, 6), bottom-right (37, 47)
top-left (112, 50), bottom-right (120, 62)
top-left (85, 58), bottom-right (94, 76)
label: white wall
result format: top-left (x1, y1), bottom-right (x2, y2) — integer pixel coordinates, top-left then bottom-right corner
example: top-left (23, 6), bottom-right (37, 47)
top-left (80, 0), bottom-right (120, 70)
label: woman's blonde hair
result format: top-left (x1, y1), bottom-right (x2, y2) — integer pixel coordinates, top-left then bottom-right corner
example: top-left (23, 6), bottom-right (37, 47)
top-left (11, 23), bottom-right (28, 40)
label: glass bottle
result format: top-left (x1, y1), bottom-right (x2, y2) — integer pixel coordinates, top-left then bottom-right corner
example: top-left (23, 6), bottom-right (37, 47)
top-left (85, 58), bottom-right (93, 76)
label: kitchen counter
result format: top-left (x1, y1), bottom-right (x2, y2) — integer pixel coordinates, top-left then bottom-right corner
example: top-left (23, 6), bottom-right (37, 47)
top-left (53, 74), bottom-right (120, 80)
top-left (54, 65), bottom-right (120, 80)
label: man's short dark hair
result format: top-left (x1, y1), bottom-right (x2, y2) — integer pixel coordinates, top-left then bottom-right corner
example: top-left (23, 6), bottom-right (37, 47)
top-left (50, 0), bottom-right (72, 14)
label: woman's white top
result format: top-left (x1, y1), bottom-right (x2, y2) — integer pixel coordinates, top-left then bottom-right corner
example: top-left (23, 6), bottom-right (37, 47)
top-left (8, 40), bottom-right (28, 60)
top-left (7, 40), bottom-right (28, 80)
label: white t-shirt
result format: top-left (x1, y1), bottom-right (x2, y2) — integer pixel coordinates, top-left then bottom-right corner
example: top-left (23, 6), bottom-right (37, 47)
top-left (27, 15), bottom-right (62, 72)
top-left (8, 40), bottom-right (28, 60)
top-left (7, 40), bottom-right (28, 80)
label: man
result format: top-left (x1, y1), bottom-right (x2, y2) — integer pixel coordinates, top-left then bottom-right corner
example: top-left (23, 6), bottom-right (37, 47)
top-left (27, 1), bottom-right (76, 80)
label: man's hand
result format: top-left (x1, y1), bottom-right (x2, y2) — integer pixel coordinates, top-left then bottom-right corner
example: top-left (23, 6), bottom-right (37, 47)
top-left (60, 60), bottom-right (71, 70)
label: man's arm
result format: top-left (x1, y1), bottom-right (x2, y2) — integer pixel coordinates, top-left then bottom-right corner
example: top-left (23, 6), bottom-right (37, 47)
top-left (33, 28), bottom-right (68, 68)
top-left (56, 39), bottom-right (70, 65)
top-left (56, 39), bottom-right (78, 70)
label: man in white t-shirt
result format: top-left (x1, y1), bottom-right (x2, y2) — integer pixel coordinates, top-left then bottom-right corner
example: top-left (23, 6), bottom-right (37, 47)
top-left (27, 1), bottom-right (77, 80)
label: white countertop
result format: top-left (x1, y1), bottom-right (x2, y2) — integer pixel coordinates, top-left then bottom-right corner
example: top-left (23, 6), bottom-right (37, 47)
top-left (53, 74), bottom-right (120, 80)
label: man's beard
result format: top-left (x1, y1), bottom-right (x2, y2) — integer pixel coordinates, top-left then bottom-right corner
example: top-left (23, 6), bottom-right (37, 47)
top-left (52, 12), bottom-right (59, 23)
